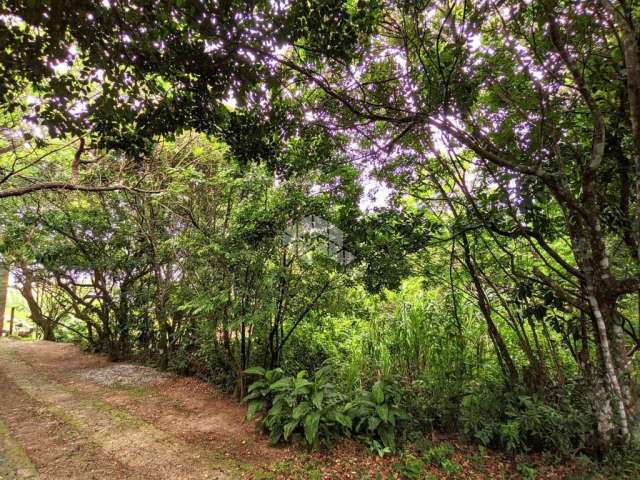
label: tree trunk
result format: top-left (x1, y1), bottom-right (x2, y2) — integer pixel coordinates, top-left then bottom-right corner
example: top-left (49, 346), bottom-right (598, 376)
top-left (586, 289), bottom-right (633, 446)
top-left (19, 269), bottom-right (56, 341)
top-left (41, 322), bottom-right (56, 341)
top-left (117, 280), bottom-right (131, 359)
top-left (0, 267), bottom-right (8, 335)
top-left (154, 275), bottom-right (169, 370)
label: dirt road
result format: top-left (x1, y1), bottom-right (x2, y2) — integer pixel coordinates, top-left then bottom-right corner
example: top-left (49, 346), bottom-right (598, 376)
top-left (0, 339), bottom-right (290, 479)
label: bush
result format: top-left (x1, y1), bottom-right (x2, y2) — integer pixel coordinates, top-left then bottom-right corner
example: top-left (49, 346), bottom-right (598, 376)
top-left (422, 441), bottom-right (454, 467)
top-left (244, 366), bottom-right (351, 447)
top-left (168, 321), bottom-right (236, 389)
top-left (460, 381), bottom-right (592, 454)
top-left (395, 453), bottom-right (424, 480)
top-left (244, 367), bottom-right (408, 453)
top-left (344, 379), bottom-right (409, 455)
top-left (401, 377), bottom-right (467, 433)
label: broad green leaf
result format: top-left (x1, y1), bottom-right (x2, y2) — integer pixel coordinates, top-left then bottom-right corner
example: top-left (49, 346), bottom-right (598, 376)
top-left (267, 401), bottom-right (283, 418)
top-left (269, 378), bottom-right (292, 391)
top-left (245, 366), bottom-right (266, 376)
top-left (368, 416), bottom-right (381, 432)
top-left (294, 378), bottom-right (313, 394)
top-left (283, 420), bottom-right (299, 440)
top-left (246, 400), bottom-right (266, 420)
top-left (303, 411), bottom-right (321, 445)
top-left (242, 390), bottom-right (265, 402)
top-left (311, 390), bottom-right (324, 409)
top-left (292, 402), bottom-right (312, 420)
top-left (376, 404), bottom-right (389, 423)
top-left (378, 425), bottom-right (396, 451)
top-left (371, 381), bottom-right (385, 404)
top-left (247, 380), bottom-right (267, 393)
top-left (265, 368), bottom-right (284, 382)
top-left (335, 412), bottom-right (352, 429)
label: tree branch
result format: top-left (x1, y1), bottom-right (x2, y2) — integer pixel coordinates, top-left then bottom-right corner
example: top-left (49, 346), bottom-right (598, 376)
top-left (0, 182), bottom-right (159, 199)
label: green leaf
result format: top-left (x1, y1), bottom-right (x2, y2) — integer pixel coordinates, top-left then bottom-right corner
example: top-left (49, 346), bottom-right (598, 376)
top-left (267, 400), bottom-right (284, 419)
top-left (294, 377), bottom-right (313, 394)
top-left (368, 416), bottom-right (381, 432)
top-left (371, 381), bottom-right (385, 404)
top-left (242, 390), bottom-right (265, 402)
top-left (268, 430), bottom-right (282, 445)
top-left (247, 380), bottom-right (267, 393)
top-left (303, 411), bottom-right (321, 445)
top-left (244, 366), bottom-right (266, 376)
top-left (311, 390), bottom-right (324, 409)
top-left (292, 402), bottom-right (312, 420)
top-left (265, 368), bottom-right (284, 382)
top-left (378, 424), bottom-right (396, 451)
top-left (269, 378), bottom-right (292, 391)
top-left (246, 400), bottom-right (266, 420)
top-left (283, 420), bottom-right (299, 440)
top-left (335, 412), bottom-right (352, 429)
top-left (376, 404), bottom-right (389, 423)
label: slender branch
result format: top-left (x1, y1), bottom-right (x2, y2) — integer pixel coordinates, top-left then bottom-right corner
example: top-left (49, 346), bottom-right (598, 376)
top-left (0, 182), bottom-right (159, 199)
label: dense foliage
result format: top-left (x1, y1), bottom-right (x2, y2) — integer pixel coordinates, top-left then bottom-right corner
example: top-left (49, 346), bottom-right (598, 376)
top-left (244, 366), bottom-right (408, 454)
top-left (2, 0), bottom-right (640, 462)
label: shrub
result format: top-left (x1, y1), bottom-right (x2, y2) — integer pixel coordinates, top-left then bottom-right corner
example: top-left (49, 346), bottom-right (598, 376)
top-left (516, 463), bottom-right (537, 480)
top-left (243, 366), bottom-right (350, 447)
top-left (244, 367), bottom-right (409, 453)
top-left (422, 441), bottom-right (454, 468)
top-left (395, 453), bottom-right (424, 480)
top-left (401, 376), bottom-right (468, 433)
top-left (345, 379), bottom-right (409, 455)
top-left (460, 381), bottom-right (592, 454)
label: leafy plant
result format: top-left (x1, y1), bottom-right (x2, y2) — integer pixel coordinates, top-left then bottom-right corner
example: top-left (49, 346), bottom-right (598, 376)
top-left (460, 382), bottom-right (591, 454)
top-left (395, 453), bottom-right (424, 480)
top-left (440, 458), bottom-right (461, 476)
top-left (516, 463), bottom-right (537, 480)
top-left (244, 368), bottom-right (408, 453)
top-left (422, 442), bottom-right (454, 468)
top-left (344, 379), bottom-right (410, 454)
top-left (244, 366), bottom-right (350, 447)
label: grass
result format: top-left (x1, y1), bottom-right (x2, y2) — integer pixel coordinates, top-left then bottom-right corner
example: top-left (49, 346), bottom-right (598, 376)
top-left (111, 383), bottom-right (153, 398)
top-left (46, 405), bottom-right (88, 430)
top-left (0, 416), bottom-right (38, 477)
top-left (250, 459), bottom-right (323, 480)
top-left (82, 398), bottom-right (147, 429)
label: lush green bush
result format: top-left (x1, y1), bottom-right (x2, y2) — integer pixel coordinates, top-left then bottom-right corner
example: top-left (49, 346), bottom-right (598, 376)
top-left (421, 441), bottom-right (454, 468)
top-left (460, 381), bottom-right (592, 454)
top-left (401, 377), bottom-right (468, 433)
top-left (243, 366), bottom-right (408, 453)
top-left (344, 379), bottom-right (409, 455)
top-left (244, 366), bottom-right (351, 447)
top-left (394, 442), bottom-right (461, 479)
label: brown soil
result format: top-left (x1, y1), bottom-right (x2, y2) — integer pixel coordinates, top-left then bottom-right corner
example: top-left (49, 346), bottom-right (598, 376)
top-left (0, 339), bottom-right (292, 479)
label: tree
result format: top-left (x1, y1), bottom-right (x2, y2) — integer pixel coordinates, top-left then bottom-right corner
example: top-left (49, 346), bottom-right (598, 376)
top-left (0, 265), bottom-right (8, 333)
top-left (13, 265), bottom-right (69, 341)
top-left (280, 0), bottom-right (640, 446)
top-left (0, 0), bottom-right (379, 150)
